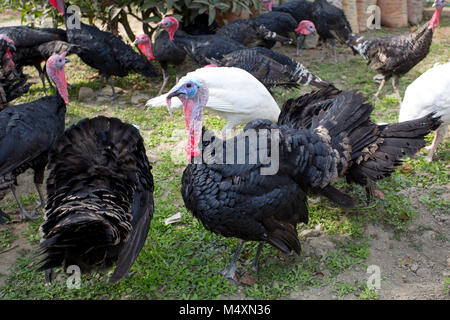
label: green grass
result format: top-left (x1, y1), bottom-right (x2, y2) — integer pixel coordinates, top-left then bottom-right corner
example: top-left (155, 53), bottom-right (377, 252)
top-left (0, 228), bottom-right (17, 250)
top-left (0, 19), bottom-right (449, 300)
top-left (444, 277), bottom-right (450, 295)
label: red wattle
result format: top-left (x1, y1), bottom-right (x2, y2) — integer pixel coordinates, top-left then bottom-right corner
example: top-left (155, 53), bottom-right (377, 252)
top-left (429, 8), bottom-right (442, 31)
top-left (55, 68), bottom-right (69, 104)
top-left (138, 43), bottom-right (154, 60)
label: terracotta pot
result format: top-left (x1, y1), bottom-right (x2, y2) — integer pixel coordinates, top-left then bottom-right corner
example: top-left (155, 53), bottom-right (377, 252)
top-left (378, 0), bottom-right (408, 28)
top-left (215, 9), bottom-right (251, 26)
top-left (407, 0), bottom-right (425, 25)
top-left (342, 0), bottom-right (359, 33)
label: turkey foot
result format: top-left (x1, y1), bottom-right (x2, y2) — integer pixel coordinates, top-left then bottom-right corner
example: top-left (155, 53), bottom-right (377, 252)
top-left (0, 208), bottom-right (10, 224)
top-left (240, 242), bottom-right (264, 276)
top-left (31, 183), bottom-right (46, 217)
top-left (214, 240), bottom-right (244, 282)
top-left (10, 184), bottom-right (40, 221)
top-left (45, 269), bottom-right (56, 284)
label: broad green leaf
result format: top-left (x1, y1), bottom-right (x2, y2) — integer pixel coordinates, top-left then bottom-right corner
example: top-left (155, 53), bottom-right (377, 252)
top-left (166, 0), bottom-right (174, 10)
top-left (193, 0), bottom-right (212, 7)
top-left (208, 5), bottom-right (215, 25)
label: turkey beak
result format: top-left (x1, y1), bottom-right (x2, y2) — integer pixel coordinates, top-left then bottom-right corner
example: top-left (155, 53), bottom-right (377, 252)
top-left (65, 58), bottom-right (70, 64)
top-left (166, 89), bottom-right (182, 99)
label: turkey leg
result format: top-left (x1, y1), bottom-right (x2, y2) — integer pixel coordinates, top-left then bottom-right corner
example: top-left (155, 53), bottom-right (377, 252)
top-left (31, 166), bottom-right (46, 217)
top-left (251, 242), bottom-right (264, 272)
top-left (392, 75), bottom-right (402, 104)
top-left (330, 39), bottom-right (337, 64)
top-left (221, 122), bottom-right (237, 140)
top-left (0, 84), bottom-right (7, 103)
top-left (0, 208), bottom-right (10, 224)
top-left (107, 76), bottom-right (118, 100)
top-left (35, 64), bottom-right (48, 96)
top-left (425, 125), bottom-right (447, 162)
top-left (215, 239), bottom-right (244, 282)
top-left (296, 34), bottom-right (306, 57)
top-left (10, 184), bottom-right (39, 221)
top-left (158, 63), bottom-right (169, 96)
top-left (96, 74), bottom-right (104, 96)
top-left (373, 78), bottom-right (386, 101)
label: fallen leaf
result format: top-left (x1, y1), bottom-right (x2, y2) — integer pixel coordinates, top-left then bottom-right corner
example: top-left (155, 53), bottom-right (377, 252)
top-left (400, 163), bottom-right (412, 174)
top-left (239, 274), bottom-right (256, 286)
top-left (374, 189), bottom-right (385, 200)
top-left (164, 212), bottom-right (182, 225)
top-left (397, 258), bottom-right (413, 266)
top-left (86, 73), bottom-right (99, 80)
top-left (241, 251), bottom-right (251, 259)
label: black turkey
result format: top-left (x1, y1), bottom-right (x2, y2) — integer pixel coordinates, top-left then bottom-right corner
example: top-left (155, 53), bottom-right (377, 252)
top-left (253, 11), bottom-right (298, 38)
top-left (0, 34), bottom-right (30, 106)
top-left (166, 77), bottom-right (440, 280)
top-left (264, 0), bottom-right (313, 23)
top-left (0, 26), bottom-right (71, 94)
top-left (134, 32), bottom-right (186, 95)
top-left (50, 0), bottom-right (159, 99)
top-left (310, 0), bottom-right (353, 62)
top-left (216, 18), bottom-right (293, 49)
top-left (208, 46), bottom-right (334, 90)
top-left (0, 52), bottom-right (69, 223)
top-left (157, 16), bottom-right (247, 66)
top-left (278, 87), bottom-right (442, 200)
top-left (39, 116), bottom-right (154, 283)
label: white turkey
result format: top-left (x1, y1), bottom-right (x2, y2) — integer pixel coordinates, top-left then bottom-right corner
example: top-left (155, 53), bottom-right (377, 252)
top-left (399, 62), bottom-right (450, 162)
top-left (145, 66), bottom-right (281, 138)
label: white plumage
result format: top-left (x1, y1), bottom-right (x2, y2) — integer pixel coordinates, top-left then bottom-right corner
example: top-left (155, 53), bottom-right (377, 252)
top-left (145, 66), bottom-right (281, 135)
top-left (399, 62), bottom-right (450, 161)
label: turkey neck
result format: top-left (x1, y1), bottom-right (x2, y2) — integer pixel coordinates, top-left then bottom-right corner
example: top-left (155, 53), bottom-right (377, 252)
top-left (429, 5), bottom-right (443, 32)
top-left (41, 89), bottom-right (66, 116)
top-left (346, 34), bottom-right (371, 59)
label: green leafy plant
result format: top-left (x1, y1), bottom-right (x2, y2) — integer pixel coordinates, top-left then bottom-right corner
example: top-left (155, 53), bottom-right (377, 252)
top-left (3, 0), bottom-right (262, 41)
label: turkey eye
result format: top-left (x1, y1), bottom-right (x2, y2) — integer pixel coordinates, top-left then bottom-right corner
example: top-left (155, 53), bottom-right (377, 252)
top-left (186, 83), bottom-right (192, 88)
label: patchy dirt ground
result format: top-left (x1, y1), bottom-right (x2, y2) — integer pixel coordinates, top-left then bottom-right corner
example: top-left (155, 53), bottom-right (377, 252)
top-left (293, 189), bottom-right (450, 300)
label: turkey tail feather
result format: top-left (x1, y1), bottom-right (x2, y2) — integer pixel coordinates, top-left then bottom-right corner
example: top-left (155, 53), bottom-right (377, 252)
top-left (350, 113), bottom-right (442, 183)
top-left (39, 116), bottom-right (154, 281)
